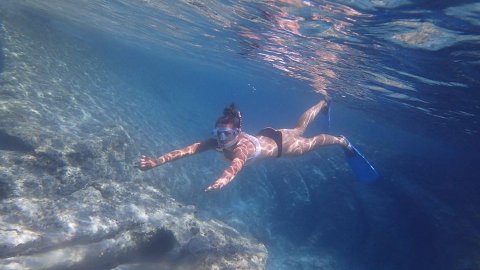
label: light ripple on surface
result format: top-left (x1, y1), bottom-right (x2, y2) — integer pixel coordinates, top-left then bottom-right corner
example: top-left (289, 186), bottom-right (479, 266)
top-left (371, 20), bottom-right (480, 51)
top-left (445, 2), bottom-right (480, 26)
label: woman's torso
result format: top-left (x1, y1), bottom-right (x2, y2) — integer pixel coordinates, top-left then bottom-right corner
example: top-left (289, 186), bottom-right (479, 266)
top-left (222, 132), bottom-right (279, 162)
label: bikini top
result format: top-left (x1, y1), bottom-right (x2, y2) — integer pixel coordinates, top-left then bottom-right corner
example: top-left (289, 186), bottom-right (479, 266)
top-left (216, 132), bottom-right (262, 164)
top-left (242, 132), bottom-right (262, 163)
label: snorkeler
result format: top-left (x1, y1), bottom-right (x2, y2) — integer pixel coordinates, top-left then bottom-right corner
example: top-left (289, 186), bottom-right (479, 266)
top-left (137, 100), bottom-right (378, 192)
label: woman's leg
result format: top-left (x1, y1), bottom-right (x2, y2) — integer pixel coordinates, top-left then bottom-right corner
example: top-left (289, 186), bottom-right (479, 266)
top-left (281, 133), bottom-right (347, 156)
top-left (293, 100), bottom-right (328, 136)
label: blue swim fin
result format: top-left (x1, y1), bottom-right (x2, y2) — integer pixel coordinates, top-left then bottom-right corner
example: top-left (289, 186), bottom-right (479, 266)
top-left (343, 138), bottom-right (379, 182)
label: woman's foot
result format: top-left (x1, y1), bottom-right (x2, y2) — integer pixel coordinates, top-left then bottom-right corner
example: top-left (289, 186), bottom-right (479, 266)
top-left (320, 97), bottom-right (331, 115)
top-left (339, 135), bottom-right (355, 156)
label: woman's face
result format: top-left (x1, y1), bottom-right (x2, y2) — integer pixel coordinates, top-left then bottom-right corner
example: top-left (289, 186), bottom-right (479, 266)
top-left (214, 123), bottom-right (239, 148)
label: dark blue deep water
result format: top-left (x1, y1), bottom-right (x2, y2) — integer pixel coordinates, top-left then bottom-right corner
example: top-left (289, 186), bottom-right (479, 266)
top-left (1, 0), bottom-right (479, 269)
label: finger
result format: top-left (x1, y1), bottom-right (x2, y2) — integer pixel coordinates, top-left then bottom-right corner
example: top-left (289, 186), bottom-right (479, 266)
top-left (135, 164), bottom-right (146, 170)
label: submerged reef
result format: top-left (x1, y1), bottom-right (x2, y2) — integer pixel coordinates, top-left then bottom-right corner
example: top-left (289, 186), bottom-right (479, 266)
top-left (0, 7), bottom-right (266, 270)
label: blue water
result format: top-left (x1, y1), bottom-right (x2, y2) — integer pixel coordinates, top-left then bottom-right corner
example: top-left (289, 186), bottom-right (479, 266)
top-left (1, 0), bottom-right (480, 269)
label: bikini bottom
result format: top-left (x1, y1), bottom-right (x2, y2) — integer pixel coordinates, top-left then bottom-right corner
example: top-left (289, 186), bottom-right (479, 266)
top-left (257, 127), bottom-right (282, 157)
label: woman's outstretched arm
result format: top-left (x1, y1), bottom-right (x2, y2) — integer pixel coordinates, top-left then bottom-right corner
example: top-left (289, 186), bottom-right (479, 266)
top-left (205, 145), bottom-right (248, 192)
top-left (138, 138), bottom-right (217, 170)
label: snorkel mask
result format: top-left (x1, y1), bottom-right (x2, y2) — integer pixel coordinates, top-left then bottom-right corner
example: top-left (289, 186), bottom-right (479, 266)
top-left (213, 127), bottom-right (240, 149)
top-left (214, 103), bottom-right (242, 149)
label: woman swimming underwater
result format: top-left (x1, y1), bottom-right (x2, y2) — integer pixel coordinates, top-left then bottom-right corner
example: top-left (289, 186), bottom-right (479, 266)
top-left (137, 100), bottom-right (378, 192)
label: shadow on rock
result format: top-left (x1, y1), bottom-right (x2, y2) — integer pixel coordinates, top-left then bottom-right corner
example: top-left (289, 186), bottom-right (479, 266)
top-left (0, 130), bottom-right (35, 153)
top-left (66, 142), bottom-right (98, 167)
top-left (135, 228), bottom-right (177, 261)
top-left (0, 177), bottom-right (11, 200)
top-left (0, 24), bottom-right (3, 75)
top-left (33, 149), bottom-right (67, 176)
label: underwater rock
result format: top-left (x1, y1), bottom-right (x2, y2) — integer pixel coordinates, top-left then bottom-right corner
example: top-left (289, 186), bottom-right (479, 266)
top-left (0, 183), bottom-right (267, 269)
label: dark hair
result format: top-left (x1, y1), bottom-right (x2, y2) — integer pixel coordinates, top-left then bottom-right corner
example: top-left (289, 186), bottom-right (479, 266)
top-left (215, 103), bottom-right (242, 129)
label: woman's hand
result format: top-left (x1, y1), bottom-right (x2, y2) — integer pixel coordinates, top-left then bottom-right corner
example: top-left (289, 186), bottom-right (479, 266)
top-left (137, 155), bottom-right (158, 171)
top-left (205, 178), bottom-right (228, 192)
